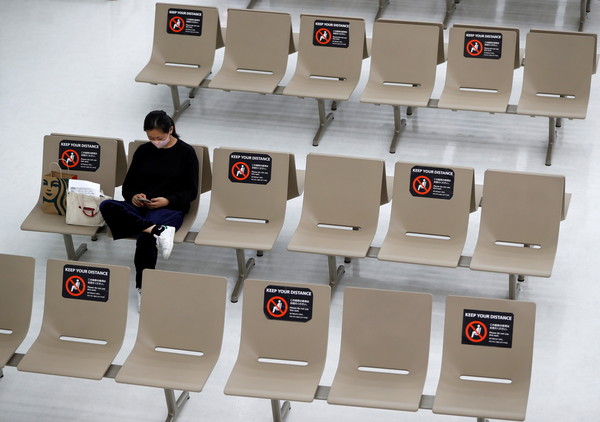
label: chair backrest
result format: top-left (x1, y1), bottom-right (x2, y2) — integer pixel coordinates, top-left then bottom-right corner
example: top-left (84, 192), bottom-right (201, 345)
top-left (36, 134), bottom-right (125, 204)
top-left (237, 279), bottom-right (331, 367)
top-left (518, 29), bottom-right (596, 118)
top-left (388, 161), bottom-right (476, 240)
top-left (444, 24), bottom-right (519, 94)
top-left (37, 258), bottom-right (129, 354)
top-left (294, 14), bottom-right (368, 82)
top-left (332, 287), bottom-right (432, 408)
top-left (365, 19), bottom-right (444, 97)
top-left (477, 169), bottom-right (565, 260)
top-left (146, 3), bottom-right (223, 68)
top-left (0, 254), bottom-right (35, 367)
top-left (435, 295), bottom-right (536, 418)
top-left (205, 147), bottom-right (298, 225)
top-left (298, 153), bottom-right (387, 234)
top-left (220, 9), bottom-right (294, 77)
top-left (51, 132), bottom-right (128, 186)
top-left (135, 270), bottom-right (227, 369)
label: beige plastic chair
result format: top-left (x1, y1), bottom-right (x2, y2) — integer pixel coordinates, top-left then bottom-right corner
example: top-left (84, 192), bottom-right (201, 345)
top-left (283, 14), bottom-right (368, 146)
top-left (288, 153), bottom-right (388, 285)
top-left (470, 169), bottom-right (566, 299)
top-left (136, 3), bottom-right (224, 121)
top-left (194, 147), bottom-right (302, 302)
top-left (438, 25), bottom-right (520, 113)
top-left (224, 279), bottom-right (331, 422)
top-left (433, 295), bottom-right (536, 421)
top-left (208, 9), bottom-right (295, 94)
top-left (517, 30), bottom-right (597, 166)
top-left (115, 269), bottom-right (227, 421)
top-left (360, 20), bottom-right (444, 153)
top-left (127, 140), bottom-right (212, 244)
top-left (327, 287), bottom-right (432, 411)
top-left (378, 161), bottom-right (476, 268)
top-left (21, 134), bottom-right (127, 261)
top-left (18, 259), bottom-right (129, 380)
top-left (0, 254), bottom-right (35, 374)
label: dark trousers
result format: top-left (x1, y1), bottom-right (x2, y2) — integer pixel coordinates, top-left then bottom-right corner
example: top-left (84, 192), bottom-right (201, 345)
top-left (99, 200), bottom-right (184, 289)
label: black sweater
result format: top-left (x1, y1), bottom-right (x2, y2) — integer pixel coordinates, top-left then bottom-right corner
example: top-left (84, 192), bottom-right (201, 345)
top-left (122, 140), bottom-right (199, 213)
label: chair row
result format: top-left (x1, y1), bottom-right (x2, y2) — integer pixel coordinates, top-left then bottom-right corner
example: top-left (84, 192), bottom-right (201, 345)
top-left (138, 4), bottom-right (598, 165)
top-left (245, 0), bottom-right (592, 30)
top-left (21, 134), bottom-right (570, 301)
top-left (1, 255), bottom-right (537, 422)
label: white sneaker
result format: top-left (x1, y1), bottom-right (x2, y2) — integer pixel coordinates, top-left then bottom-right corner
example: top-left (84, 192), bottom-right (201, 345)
top-left (154, 225), bottom-right (175, 260)
top-left (136, 288), bottom-right (142, 313)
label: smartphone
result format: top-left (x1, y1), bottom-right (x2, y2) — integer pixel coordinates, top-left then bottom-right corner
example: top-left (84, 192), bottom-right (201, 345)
top-left (138, 198), bottom-right (153, 203)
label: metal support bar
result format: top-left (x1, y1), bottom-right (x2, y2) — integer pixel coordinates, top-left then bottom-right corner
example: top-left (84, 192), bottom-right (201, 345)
top-left (389, 105), bottom-right (407, 154)
top-left (313, 99), bottom-right (335, 147)
top-left (231, 249), bottom-right (255, 303)
top-left (327, 255), bottom-right (345, 286)
top-left (443, 0), bottom-right (458, 29)
top-left (375, 0), bottom-right (390, 21)
top-left (546, 117), bottom-right (556, 166)
top-left (246, 0), bottom-right (259, 9)
top-left (169, 85), bottom-right (191, 122)
top-left (270, 399), bottom-right (291, 422)
top-left (508, 274), bottom-right (520, 300)
top-left (188, 86), bottom-right (199, 99)
top-left (579, 0), bottom-right (588, 31)
top-left (164, 388), bottom-right (190, 422)
top-left (63, 234), bottom-right (87, 261)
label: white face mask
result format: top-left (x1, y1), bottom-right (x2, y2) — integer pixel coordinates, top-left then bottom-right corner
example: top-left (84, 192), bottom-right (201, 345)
top-left (151, 133), bottom-right (170, 149)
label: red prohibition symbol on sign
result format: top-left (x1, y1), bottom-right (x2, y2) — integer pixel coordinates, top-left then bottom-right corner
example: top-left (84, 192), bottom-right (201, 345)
top-left (169, 16), bottom-right (185, 33)
top-left (465, 321), bottom-right (488, 343)
top-left (315, 28), bottom-right (332, 45)
top-left (65, 276), bottom-right (86, 297)
top-left (267, 296), bottom-right (288, 318)
top-left (413, 175), bottom-right (432, 195)
top-left (466, 39), bottom-right (483, 56)
top-left (61, 149), bottom-right (80, 168)
top-left (231, 162), bottom-right (250, 181)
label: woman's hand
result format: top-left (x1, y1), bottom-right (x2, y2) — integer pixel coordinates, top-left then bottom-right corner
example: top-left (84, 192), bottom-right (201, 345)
top-left (146, 197), bottom-right (169, 209)
top-left (132, 194), bottom-right (148, 207)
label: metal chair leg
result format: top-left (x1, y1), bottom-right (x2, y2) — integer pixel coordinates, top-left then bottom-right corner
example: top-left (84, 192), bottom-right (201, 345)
top-left (63, 234), bottom-right (87, 261)
top-left (328, 256), bottom-right (345, 286)
top-left (271, 399), bottom-right (291, 422)
top-left (375, 0), bottom-right (390, 20)
top-left (164, 388), bottom-right (190, 422)
top-left (231, 249), bottom-right (255, 303)
top-left (247, 0), bottom-right (259, 8)
top-left (508, 274), bottom-right (520, 300)
top-left (545, 117), bottom-right (556, 166)
top-left (389, 105), bottom-right (407, 154)
top-left (169, 85), bottom-right (191, 122)
top-left (312, 99), bottom-right (335, 147)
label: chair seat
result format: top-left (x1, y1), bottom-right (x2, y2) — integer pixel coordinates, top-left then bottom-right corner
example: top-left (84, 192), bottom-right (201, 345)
top-left (328, 370), bottom-right (423, 411)
top-left (17, 337), bottom-right (118, 380)
top-left (438, 89), bottom-right (510, 113)
top-left (283, 77), bottom-right (357, 101)
top-left (136, 63), bottom-right (212, 88)
top-left (288, 227), bottom-right (374, 258)
top-left (224, 359), bottom-right (322, 402)
top-left (470, 245), bottom-right (554, 277)
top-left (195, 220), bottom-right (282, 251)
top-left (433, 376), bottom-right (529, 420)
top-left (208, 69), bottom-right (284, 94)
top-left (360, 81), bottom-right (432, 107)
top-left (377, 236), bottom-right (463, 268)
top-left (21, 205), bottom-right (100, 236)
top-left (116, 349), bottom-right (216, 392)
top-left (516, 96), bottom-right (587, 119)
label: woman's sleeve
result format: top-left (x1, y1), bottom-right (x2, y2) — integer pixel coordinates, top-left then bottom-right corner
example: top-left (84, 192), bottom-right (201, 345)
top-left (122, 148), bottom-right (143, 203)
top-left (165, 147), bottom-right (199, 210)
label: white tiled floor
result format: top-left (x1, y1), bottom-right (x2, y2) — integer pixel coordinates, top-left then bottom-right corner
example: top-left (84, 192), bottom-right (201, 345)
top-left (1, 0), bottom-right (599, 421)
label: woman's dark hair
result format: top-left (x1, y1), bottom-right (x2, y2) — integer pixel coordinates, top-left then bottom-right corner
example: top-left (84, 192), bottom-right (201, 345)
top-left (143, 110), bottom-right (181, 140)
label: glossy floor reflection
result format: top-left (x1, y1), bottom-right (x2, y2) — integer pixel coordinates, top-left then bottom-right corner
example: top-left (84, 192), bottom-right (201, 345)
top-left (0, 0), bottom-right (599, 421)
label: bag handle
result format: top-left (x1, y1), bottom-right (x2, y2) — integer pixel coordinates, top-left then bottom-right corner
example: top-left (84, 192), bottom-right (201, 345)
top-left (48, 162), bottom-right (63, 178)
top-left (81, 207), bottom-right (98, 218)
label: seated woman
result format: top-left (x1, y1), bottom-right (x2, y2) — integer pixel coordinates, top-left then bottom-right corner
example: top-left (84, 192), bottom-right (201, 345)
top-left (100, 110), bottom-right (199, 308)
